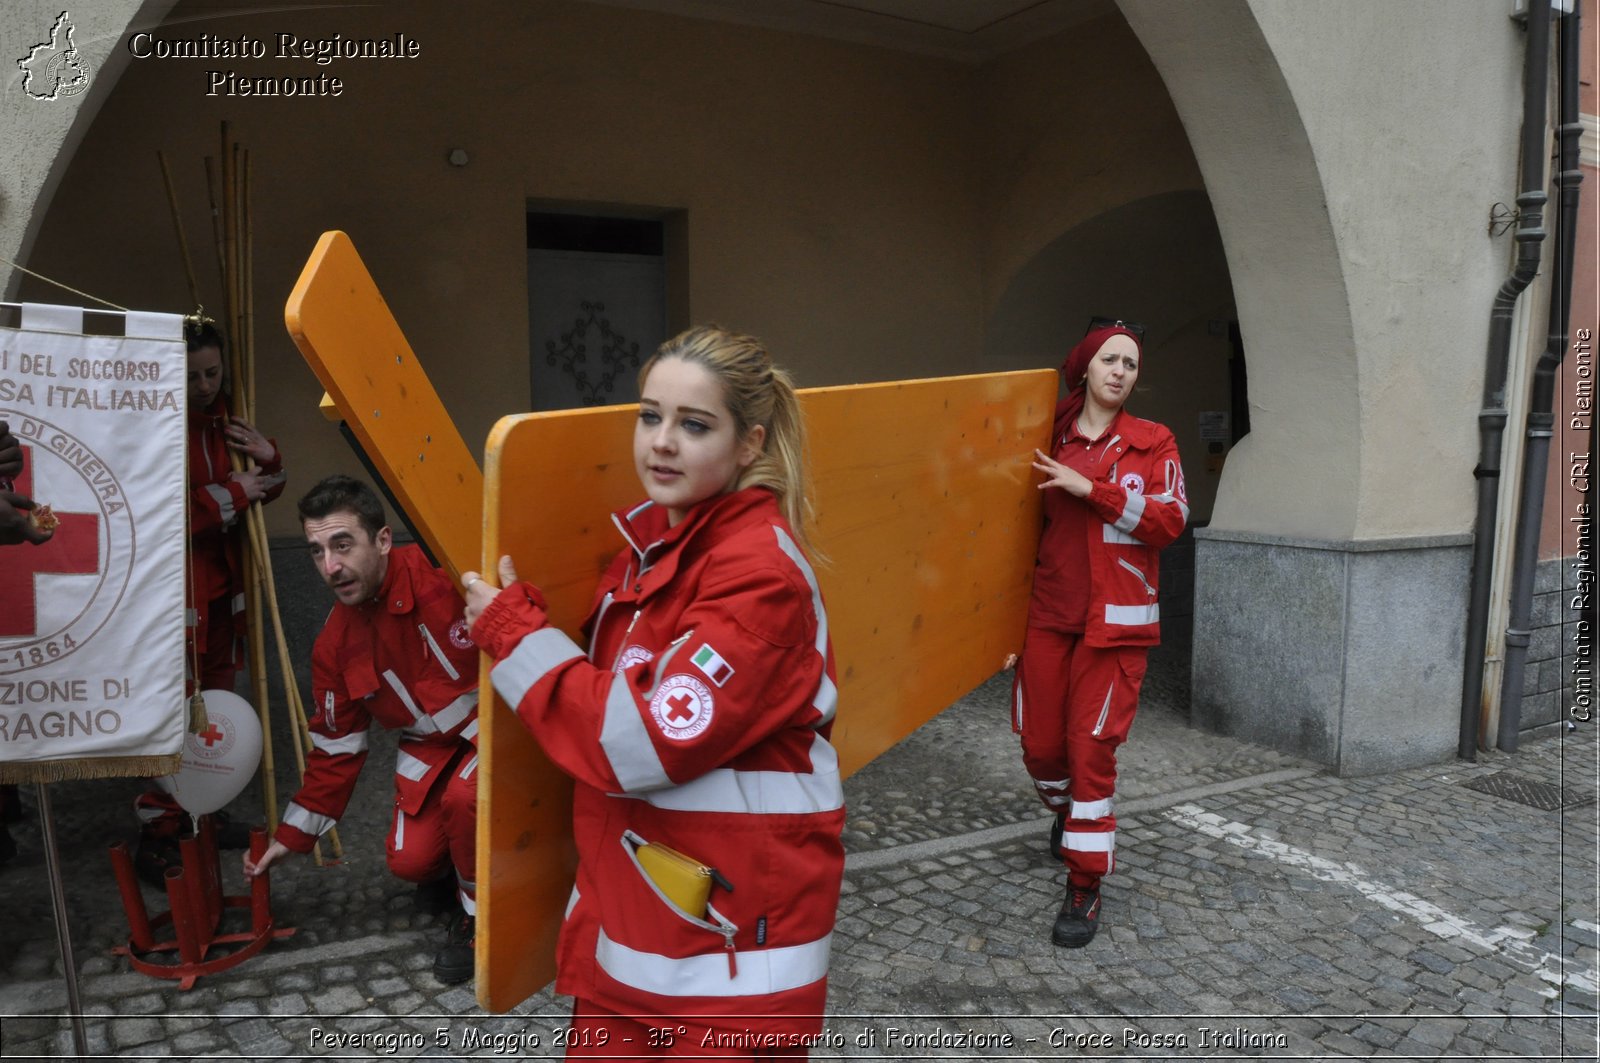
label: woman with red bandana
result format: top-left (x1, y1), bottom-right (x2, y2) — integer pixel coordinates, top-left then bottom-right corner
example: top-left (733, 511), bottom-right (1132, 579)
top-left (1013, 319), bottom-right (1188, 948)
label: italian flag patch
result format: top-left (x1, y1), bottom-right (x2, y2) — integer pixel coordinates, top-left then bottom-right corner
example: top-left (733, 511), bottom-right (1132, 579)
top-left (691, 643), bottom-right (735, 687)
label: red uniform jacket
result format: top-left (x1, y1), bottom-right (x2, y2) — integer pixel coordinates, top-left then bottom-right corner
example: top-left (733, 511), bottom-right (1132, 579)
top-left (276, 545), bottom-right (479, 853)
top-left (473, 487), bottom-right (844, 1035)
top-left (187, 395), bottom-right (285, 654)
top-left (1031, 410), bottom-right (1188, 647)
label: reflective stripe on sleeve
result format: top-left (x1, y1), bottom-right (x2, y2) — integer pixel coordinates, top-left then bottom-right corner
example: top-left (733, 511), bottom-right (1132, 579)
top-left (1104, 603), bottom-right (1160, 626)
top-left (204, 482), bottom-right (235, 525)
top-left (595, 927), bottom-right (832, 998)
top-left (462, 719), bottom-right (479, 743)
top-left (458, 754), bottom-right (478, 780)
top-left (772, 527), bottom-right (835, 725)
top-left (1113, 491), bottom-right (1146, 534)
top-left (283, 801), bottom-right (336, 838)
top-left (491, 627), bottom-right (585, 708)
top-left (632, 733), bottom-right (844, 815)
top-left (1063, 829), bottom-right (1116, 854)
top-left (1148, 492), bottom-right (1191, 523)
top-left (599, 671), bottom-right (671, 792)
top-left (395, 750), bottom-right (430, 782)
top-left (310, 730), bottom-right (370, 755)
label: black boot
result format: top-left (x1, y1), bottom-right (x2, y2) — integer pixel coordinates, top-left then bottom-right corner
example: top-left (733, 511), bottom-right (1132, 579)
top-left (1052, 883), bottom-right (1101, 948)
top-left (433, 912), bottom-right (475, 984)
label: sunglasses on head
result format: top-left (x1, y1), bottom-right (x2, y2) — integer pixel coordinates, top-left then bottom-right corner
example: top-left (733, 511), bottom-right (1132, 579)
top-left (1086, 316), bottom-right (1146, 340)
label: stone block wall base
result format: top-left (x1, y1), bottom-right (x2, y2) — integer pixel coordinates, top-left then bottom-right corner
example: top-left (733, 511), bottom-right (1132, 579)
top-left (1192, 529), bottom-right (1471, 777)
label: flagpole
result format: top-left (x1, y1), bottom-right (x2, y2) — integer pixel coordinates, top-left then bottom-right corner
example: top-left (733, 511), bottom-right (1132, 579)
top-left (38, 784), bottom-right (88, 1060)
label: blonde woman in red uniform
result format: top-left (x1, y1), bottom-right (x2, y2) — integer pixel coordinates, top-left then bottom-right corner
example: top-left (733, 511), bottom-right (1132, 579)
top-left (463, 326), bottom-right (842, 1058)
top-left (1015, 318), bottom-right (1188, 948)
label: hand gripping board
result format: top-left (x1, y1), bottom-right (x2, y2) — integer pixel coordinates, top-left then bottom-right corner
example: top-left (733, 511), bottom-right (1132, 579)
top-left (479, 370), bottom-right (1053, 1010)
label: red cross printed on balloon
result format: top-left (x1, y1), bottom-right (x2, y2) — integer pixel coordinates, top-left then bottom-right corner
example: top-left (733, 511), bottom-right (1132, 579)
top-left (665, 692), bottom-right (696, 724)
top-left (0, 446), bottom-right (100, 638)
top-left (197, 723), bottom-right (225, 747)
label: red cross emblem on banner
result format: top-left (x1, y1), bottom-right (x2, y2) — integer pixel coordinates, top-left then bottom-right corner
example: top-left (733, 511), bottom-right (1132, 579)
top-left (0, 446), bottom-right (100, 637)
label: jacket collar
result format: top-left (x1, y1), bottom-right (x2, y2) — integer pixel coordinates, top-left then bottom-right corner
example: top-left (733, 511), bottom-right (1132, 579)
top-left (610, 488), bottom-right (777, 590)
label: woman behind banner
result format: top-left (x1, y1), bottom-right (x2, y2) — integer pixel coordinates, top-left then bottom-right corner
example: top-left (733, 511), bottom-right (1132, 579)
top-left (1014, 318), bottom-right (1188, 949)
top-left (135, 320), bottom-right (286, 880)
top-left (462, 326), bottom-right (843, 1058)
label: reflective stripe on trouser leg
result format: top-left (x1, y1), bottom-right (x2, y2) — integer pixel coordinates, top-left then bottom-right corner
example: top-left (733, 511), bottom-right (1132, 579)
top-left (1061, 643), bottom-right (1147, 883)
top-left (458, 870), bottom-right (477, 915)
top-left (1063, 828), bottom-right (1116, 878)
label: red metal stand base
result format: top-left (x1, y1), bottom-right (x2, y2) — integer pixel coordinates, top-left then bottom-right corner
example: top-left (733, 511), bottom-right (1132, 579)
top-left (109, 819), bottom-right (295, 990)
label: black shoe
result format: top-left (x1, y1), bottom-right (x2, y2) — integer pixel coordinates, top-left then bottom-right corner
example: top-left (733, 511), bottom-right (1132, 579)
top-left (1052, 884), bottom-right (1101, 948)
top-left (433, 913), bottom-right (475, 984)
top-left (1047, 814), bottom-right (1064, 859)
top-left (414, 875), bottom-right (458, 915)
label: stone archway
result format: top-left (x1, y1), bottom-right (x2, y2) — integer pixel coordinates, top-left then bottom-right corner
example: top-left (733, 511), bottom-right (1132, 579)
top-left (1116, 0), bottom-right (1525, 774)
top-left (1, 1), bottom-right (175, 300)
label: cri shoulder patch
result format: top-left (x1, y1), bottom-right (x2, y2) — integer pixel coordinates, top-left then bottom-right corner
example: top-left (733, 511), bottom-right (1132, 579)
top-left (1119, 472), bottom-right (1146, 495)
top-left (448, 618), bottom-right (473, 649)
top-left (616, 644), bottom-right (655, 676)
top-left (648, 674), bottom-right (714, 741)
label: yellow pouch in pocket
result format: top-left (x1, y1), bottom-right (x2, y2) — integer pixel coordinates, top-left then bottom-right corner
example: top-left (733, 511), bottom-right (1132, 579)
top-left (635, 841), bottom-right (716, 919)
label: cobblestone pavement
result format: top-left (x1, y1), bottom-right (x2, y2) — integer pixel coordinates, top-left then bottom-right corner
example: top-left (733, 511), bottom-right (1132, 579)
top-left (1, 661), bottom-right (1596, 1060)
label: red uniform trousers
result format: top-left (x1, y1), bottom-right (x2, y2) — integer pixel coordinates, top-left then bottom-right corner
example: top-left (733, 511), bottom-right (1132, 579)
top-left (565, 999), bottom-right (806, 1060)
top-left (190, 593), bottom-right (240, 692)
top-left (384, 745), bottom-right (479, 913)
top-left (1012, 626), bottom-right (1147, 887)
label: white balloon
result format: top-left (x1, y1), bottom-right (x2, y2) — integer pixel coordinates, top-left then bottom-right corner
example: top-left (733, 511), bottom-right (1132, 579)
top-left (154, 690), bottom-right (262, 815)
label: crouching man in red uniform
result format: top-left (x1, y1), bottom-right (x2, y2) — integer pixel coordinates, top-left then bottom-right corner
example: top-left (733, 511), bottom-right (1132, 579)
top-left (244, 475), bottom-right (480, 984)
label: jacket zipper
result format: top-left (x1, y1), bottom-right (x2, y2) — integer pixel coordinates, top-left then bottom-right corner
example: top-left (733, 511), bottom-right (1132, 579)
top-left (620, 830), bottom-right (741, 977)
top-left (1116, 557), bottom-right (1157, 599)
top-left (610, 609), bottom-right (642, 671)
top-left (418, 623), bottom-right (460, 681)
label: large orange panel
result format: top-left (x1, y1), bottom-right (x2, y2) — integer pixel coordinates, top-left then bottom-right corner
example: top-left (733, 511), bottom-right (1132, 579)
top-left (479, 371), bottom-right (1054, 1011)
top-left (284, 231), bottom-right (482, 580)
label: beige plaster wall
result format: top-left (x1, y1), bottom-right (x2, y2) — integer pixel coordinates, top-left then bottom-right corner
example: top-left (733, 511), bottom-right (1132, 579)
top-left (18, 0), bottom-right (984, 536)
top-left (1249, 0), bottom-right (1524, 540)
top-left (1121, 0), bottom-right (1526, 541)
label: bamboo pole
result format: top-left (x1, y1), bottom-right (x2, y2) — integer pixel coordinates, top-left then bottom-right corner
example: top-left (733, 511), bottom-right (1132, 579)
top-left (156, 151), bottom-right (201, 312)
top-left (243, 149), bottom-right (256, 424)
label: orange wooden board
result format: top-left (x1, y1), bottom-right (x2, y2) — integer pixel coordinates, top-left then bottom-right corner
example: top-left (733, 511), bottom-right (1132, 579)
top-left (284, 231), bottom-right (482, 580)
top-left (479, 370), bottom-right (1054, 1011)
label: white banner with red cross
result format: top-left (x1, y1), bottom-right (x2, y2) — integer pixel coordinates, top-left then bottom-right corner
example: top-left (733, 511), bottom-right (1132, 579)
top-left (0, 303), bottom-right (187, 783)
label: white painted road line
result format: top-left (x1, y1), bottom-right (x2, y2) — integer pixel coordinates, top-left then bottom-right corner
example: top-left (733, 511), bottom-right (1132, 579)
top-left (1166, 803), bottom-right (1598, 999)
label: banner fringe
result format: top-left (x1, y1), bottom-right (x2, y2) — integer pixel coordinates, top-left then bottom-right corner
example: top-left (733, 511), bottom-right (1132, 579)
top-left (0, 754), bottom-right (181, 785)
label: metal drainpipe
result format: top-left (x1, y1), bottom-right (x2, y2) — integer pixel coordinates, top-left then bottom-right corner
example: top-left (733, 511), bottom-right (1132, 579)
top-left (1497, 2), bottom-right (1584, 752)
top-left (1460, 0), bottom-right (1553, 761)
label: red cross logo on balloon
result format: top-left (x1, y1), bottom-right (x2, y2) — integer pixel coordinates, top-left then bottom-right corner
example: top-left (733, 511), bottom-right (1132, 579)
top-left (0, 417), bottom-right (135, 676)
